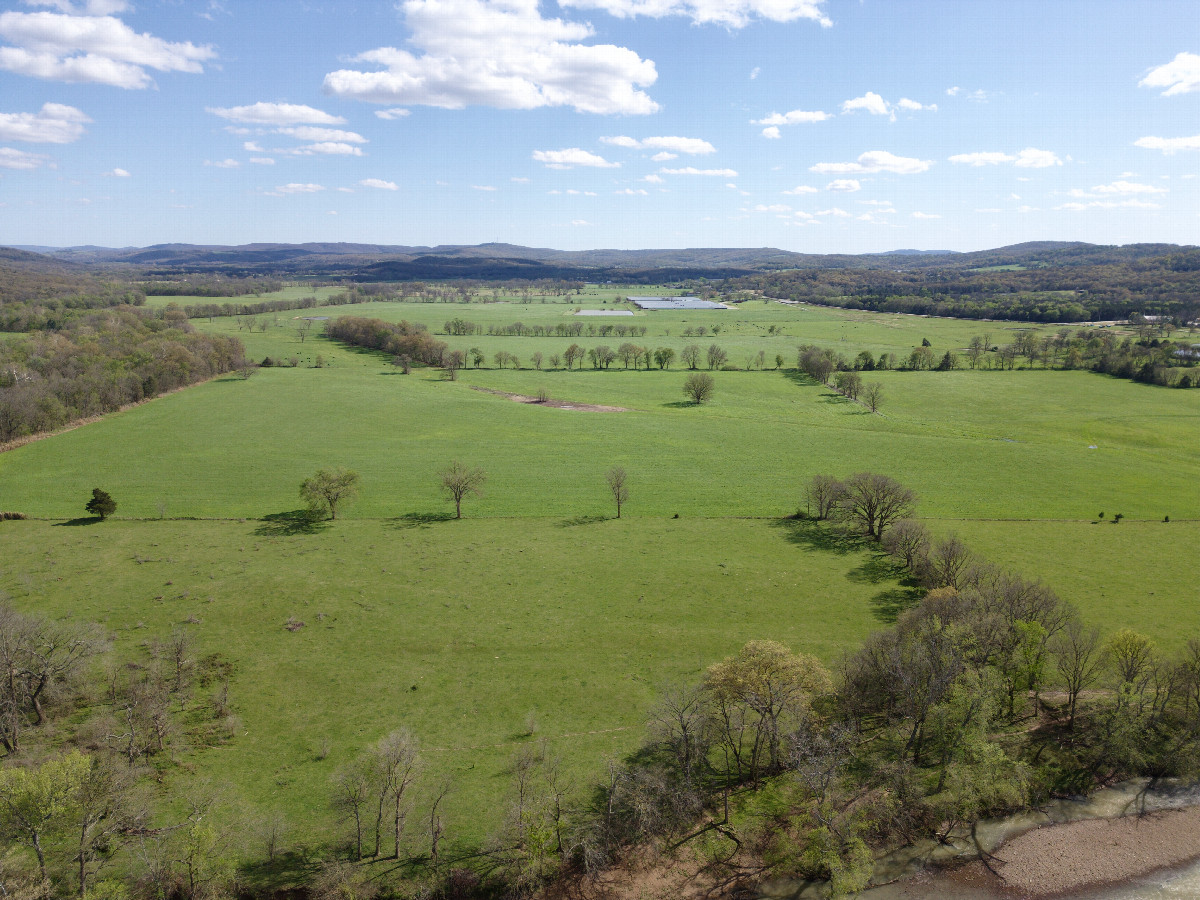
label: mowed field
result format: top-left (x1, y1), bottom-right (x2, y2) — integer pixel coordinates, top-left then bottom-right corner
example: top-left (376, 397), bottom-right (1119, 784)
top-left (1, 292), bottom-right (1198, 851)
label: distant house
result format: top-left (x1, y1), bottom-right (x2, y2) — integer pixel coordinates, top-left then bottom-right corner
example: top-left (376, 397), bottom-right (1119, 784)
top-left (627, 296), bottom-right (730, 310)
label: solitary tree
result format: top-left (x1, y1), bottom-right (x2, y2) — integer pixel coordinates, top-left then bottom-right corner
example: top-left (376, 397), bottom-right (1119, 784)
top-left (683, 372), bottom-right (715, 405)
top-left (300, 468), bottom-right (360, 521)
top-left (439, 461), bottom-right (486, 519)
top-left (85, 488), bottom-right (116, 520)
top-left (862, 382), bottom-right (883, 413)
top-left (838, 472), bottom-right (917, 540)
top-left (605, 467), bottom-right (629, 519)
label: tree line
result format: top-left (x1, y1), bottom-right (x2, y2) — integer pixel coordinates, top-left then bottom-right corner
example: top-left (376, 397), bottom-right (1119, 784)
top-left (0, 307), bottom-right (245, 445)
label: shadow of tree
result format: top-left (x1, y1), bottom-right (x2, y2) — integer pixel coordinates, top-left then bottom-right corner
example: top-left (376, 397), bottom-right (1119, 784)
top-left (53, 516), bottom-right (104, 526)
top-left (662, 400), bottom-right (701, 408)
top-left (847, 554), bottom-right (905, 585)
top-left (254, 509), bottom-right (329, 536)
top-left (385, 511), bottom-right (456, 529)
top-left (557, 514), bottom-right (608, 528)
top-left (770, 517), bottom-right (868, 555)
top-left (870, 586), bottom-right (925, 624)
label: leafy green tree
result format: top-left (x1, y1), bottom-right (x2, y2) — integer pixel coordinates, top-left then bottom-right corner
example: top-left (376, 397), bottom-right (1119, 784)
top-left (85, 489), bottom-right (116, 520)
top-left (300, 468), bottom-right (360, 521)
top-left (0, 750), bottom-right (90, 888)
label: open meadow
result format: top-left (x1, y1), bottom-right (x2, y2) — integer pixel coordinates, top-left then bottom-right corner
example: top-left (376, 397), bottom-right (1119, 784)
top-left (1, 291), bottom-right (1198, 862)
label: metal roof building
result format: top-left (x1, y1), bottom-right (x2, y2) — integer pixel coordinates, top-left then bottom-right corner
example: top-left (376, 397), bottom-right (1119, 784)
top-left (627, 296), bottom-right (729, 310)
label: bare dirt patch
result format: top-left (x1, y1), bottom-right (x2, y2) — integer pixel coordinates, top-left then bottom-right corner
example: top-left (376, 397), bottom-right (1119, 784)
top-left (470, 386), bottom-right (629, 412)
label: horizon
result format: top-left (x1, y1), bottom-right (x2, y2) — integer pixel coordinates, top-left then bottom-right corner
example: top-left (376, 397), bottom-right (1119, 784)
top-left (1, 1), bottom-right (1199, 251)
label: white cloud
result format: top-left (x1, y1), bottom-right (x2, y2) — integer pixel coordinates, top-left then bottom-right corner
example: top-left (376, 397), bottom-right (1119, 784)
top-left (642, 173), bottom-right (663, 183)
top-left (375, 107), bottom-right (411, 119)
top-left (1140, 51), bottom-right (1200, 96)
top-left (204, 158), bottom-right (239, 168)
top-left (323, 0), bottom-right (658, 115)
top-left (783, 184), bottom-right (817, 194)
top-left (249, 157), bottom-right (274, 165)
top-left (860, 199), bottom-right (892, 207)
top-left (826, 178), bottom-right (860, 192)
top-left (754, 108), bottom-right (829, 126)
top-left (761, 126), bottom-right (781, 139)
top-left (571, 219), bottom-right (590, 225)
top-left (911, 211), bottom-right (940, 219)
top-left (208, 103), bottom-right (345, 125)
top-left (949, 151), bottom-right (1016, 166)
top-left (510, 176), bottom-right (530, 183)
top-left (897, 97), bottom-right (936, 111)
top-left (842, 91), bottom-right (890, 116)
top-left (810, 150), bottom-right (931, 175)
top-left (290, 142), bottom-right (364, 156)
top-left (659, 166), bottom-right (738, 176)
top-left (242, 140), bottom-right (263, 152)
top-left (532, 147), bottom-right (619, 168)
top-left (1014, 147), bottom-right (1062, 168)
top-left (946, 86), bottom-right (961, 96)
top-left (0, 101), bottom-right (89, 142)
top-left (276, 183), bottom-right (325, 194)
top-left (472, 184), bottom-right (497, 191)
top-left (1091, 180), bottom-right (1166, 195)
top-left (0, 7), bottom-right (214, 88)
top-left (815, 207), bottom-right (850, 217)
top-left (615, 187), bottom-right (648, 195)
top-left (0, 146), bottom-right (50, 168)
top-left (277, 126), bottom-right (367, 144)
top-left (754, 203), bottom-right (791, 213)
top-left (650, 151), bottom-right (676, 161)
top-left (105, 166), bottom-right (129, 176)
top-left (749, 66), bottom-right (759, 79)
top-left (337, 187), bottom-right (355, 193)
top-left (601, 135), bottom-right (715, 154)
top-left (360, 178), bottom-right (398, 190)
top-left (1056, 198), bottom-right (1160, 211)
top-left (1135, 134), bottom-right (1200, 154)
top-left (557, 0), bottom-right (831, 28)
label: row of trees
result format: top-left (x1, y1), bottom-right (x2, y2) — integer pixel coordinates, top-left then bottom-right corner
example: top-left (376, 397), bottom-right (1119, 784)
top-left (442, 318), bottom-right (649, 339)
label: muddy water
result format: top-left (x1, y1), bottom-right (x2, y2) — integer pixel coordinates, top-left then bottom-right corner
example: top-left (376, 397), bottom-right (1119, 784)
top-left (759, 779), bottom-right (1200, 900)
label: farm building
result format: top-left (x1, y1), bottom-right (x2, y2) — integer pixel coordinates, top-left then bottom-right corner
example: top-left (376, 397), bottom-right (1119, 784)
top-left (627, 296), bottom-right (730, 310)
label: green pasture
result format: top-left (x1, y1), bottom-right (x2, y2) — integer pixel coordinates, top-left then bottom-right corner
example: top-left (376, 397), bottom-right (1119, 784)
top-left (0, 516), bottom-right (906, 847)
top-left (2, 294), bottom-right (1197, 856)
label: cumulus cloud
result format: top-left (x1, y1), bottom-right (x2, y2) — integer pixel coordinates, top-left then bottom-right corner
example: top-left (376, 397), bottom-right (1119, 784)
top-left (842, 91), bottom-right (890, 116)
top-left (277, 126), bottom-right (367, 144)
top-left (615, 187), bottom-right (648, 195)
top-left (0, 101), bottom-right (89, 143)
top-left (650, 151), bottom-right (676, 161)
top-left (1140, 51), bottom-right (1200, 96)
top-left (375, 107), bottom-right (411, 120)
top-left (323, 0), bottom-right (658, 115)
top-left (642, 173), bottom-right (663, 183)
top-left (810, 150), bottom-right (931, 175)
top-left (275, 183), bottom-right (325, 194)
top-left (1092, 180), bottom-right (1167, 195)
top-left (948, 151), bottom-right (1016, 166)
top-left (242, 141), bottom-right (263, 152)
top-left (532, 147), bottom-right (619, 169)
top-left (208, 103), bottom-right (345, 125)
top-left (660, 166), bottom-right (738, 176)
top-left (1056, 198), bottom-right (1160, 211)
top-left (105, 166), bottom-right (129, 176)
top-left (783, 184), bottom-right (817, 194)
top-left (360, 178), bottom-right (398, 190)
top-left (290, 142), bottom-right (364, 156)
top-left (601, 135), bottom-right (715, 154)
top-left (761, 125), bottom-right (781, 139)
top-left (473, 184), bottom-right (497, 191)
top-left (0, 146), bottom-right (50, 168)
top-left (754, 108), bottom-right (829, 126)
top-left (946, 86), bottom-right (991, 102)
top-left (0, 7), bottom-right (214, 88)
top-left (1014, 147), bottom-right (1062, 168)
top-left (558, 0), bottom-right (831, 27)
top-left (948, 148), bottom-right (1062, 168)
top-left (897, 97), bottom-right (936, 111)
top-left (815, 207), bottom-right (850, 217)
top-left (1135, 134), bottom-right (1200, 154)
top-left (249, 157), bottom-right (274, 165)
top-left (911, 211), bottom-right (941, 219)
top-left (826, 178), bottom-right (860, 192)
top-left (754, 203), bottom-right (791, 213)
top-left (204, 158), bottom-right (239, 168)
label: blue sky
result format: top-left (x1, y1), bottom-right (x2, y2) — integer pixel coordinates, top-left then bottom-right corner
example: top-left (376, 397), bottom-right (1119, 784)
top-left (1, 0), bottom-right (1198, 252)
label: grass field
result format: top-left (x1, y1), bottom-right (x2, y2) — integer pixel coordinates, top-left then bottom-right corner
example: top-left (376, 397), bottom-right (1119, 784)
top-left (1, 290), bottom-right (1197, 858)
